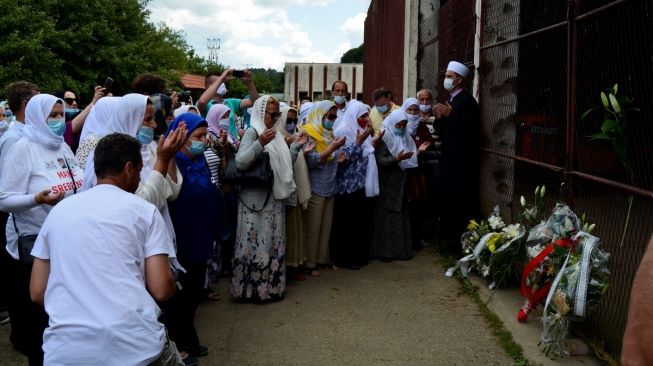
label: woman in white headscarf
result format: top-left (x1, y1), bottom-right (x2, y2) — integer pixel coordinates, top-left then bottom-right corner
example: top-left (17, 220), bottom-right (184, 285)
top-left (0, 94), bottom-right (84, 364)
top-left (401, 97), bottom-right (434, 251)
top-left (329, 100), bottom-right (378, 270)
top-left (230, 95), bottom-right (304, 301)
top-left (370, 109), bottom-right (426, 261)
top-left (280, 104), bottom-right (312, 280)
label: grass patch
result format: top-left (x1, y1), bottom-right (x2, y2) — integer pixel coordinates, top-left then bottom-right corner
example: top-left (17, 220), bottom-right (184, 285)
top-left (442, 255), bottom-right (531, 366)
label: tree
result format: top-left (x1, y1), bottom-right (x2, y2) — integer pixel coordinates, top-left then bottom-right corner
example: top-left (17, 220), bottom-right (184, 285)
top-left (341, 44), bottom-right (364, 63)
top-left (0, 0), bottom-right (193, 101)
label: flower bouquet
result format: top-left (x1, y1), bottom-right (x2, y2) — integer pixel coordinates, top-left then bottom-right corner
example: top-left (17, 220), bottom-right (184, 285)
top-left (445, 206), bottom-right (505, 279)
top-left (540, 231), bottom-right (610, 358)
top-left (518, 203), bottom-right (581, 322)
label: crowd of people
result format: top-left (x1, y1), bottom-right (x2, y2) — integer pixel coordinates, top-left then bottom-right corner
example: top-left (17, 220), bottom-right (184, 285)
top-left (0, 60), bottom-right (481, 366)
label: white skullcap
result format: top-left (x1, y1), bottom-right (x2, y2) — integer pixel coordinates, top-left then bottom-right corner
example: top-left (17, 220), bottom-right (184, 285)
top-left (216, 83), bottom-right (228, 96)
top-left (447, 61), bottom-right (469, 78)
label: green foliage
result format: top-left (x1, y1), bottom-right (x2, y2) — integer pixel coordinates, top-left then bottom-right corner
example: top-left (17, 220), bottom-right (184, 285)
top-left (0, 0), bottom-right (193, 100)
top-left (340, 44), bottom-right (364, 63)
top-left (583, 83), bottom-right (639, 183)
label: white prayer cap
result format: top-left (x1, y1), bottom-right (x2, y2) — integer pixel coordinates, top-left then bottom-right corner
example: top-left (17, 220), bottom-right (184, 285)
top-left (216, 83), bottom-right (228, 96)
top-left (447, 61), bottom-right (469, 78)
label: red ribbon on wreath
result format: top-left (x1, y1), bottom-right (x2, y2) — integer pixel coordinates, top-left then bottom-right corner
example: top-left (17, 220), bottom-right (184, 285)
top-left (517, 238), bottom-right (573, 322)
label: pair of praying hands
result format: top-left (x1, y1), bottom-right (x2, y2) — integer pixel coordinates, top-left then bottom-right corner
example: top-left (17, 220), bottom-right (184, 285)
top-left (432, 102), bottom-right (453, 119)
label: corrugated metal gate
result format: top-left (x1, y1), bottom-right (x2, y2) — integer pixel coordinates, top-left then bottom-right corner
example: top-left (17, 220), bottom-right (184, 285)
top-left (419, 0), bottom-right (653, 359)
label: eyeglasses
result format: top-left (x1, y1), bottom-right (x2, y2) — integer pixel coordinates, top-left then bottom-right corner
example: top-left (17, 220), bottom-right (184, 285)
top-left (265, 111), bottom-right (282, 119)
top-left (286, 118), bottom-right (298, 124)
top-left (64, 98), bottom-right (77, 104)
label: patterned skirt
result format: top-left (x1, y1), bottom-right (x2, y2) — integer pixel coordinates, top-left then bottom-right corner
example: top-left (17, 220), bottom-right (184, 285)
top-left (230, 198), bottom-right (286, 300)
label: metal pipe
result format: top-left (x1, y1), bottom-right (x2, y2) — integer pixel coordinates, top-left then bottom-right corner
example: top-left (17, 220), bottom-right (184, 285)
top-left (480, 148), bottom-right (564, 172)
top-left (480, 20), bottom-right (567, 50)
top-left (565, 171), bottom-right (653, 199)
top-left (575, 0), bottom-right (631, 22)
top-left (565, 0), bottom-right (578, 206)
top-left (417, 36), bottom-right (439, 50)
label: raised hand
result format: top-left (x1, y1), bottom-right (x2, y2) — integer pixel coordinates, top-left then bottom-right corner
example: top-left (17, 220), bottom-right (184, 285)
top-left (395, 150), bottom-right (414, 162)
top-left (294, 131), bottom-right (309, 146)
top-left (418, 141), bottom-right (431, 154)
top-left (356, 126), bottom-right (373, 145)
top-left (258, 128), bottom-right (277, 146)
top-left (303, 139), bottom-right (317, 154)
top-left (157, 122), bottom-right (188, 162)
top-left (284, 135), bottom-right (294, 146)
top-left (434, 102), bottom-right (453, 118)
top-left (91, 86), bottom-right (106, 105)
top-left (330, 136), bottom-right (346, 150)
top-left (372, 129), bottom-right (385, 147)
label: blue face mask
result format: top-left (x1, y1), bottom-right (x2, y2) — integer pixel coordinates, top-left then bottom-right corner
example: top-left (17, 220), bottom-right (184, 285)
top-left (65, 108), bottom-right (81, 121)
top-left (334, 95), bottom-right (347, 105)
top-left (393, 127), bottom-right (406, 136)
top-left (285, 123), bottom-right (297, 134)
top-left (137, 126), bottom-right (154, 145)
top-left (376, 104), bottom-right (389, 114)
top-left (47, 118), bottom-right (66, 136)
top-left (188, 140), bottom-right (207, 156)
top-left (322, 119), bottom-right (335, 130)
top-left (218, 118), bottom-right (230, 129)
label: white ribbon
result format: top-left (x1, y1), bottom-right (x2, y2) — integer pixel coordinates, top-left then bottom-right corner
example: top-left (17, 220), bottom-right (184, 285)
top-left (445, 233), bottom-right (495, 277)
top-left (573, 232), bottom-right (598, 317)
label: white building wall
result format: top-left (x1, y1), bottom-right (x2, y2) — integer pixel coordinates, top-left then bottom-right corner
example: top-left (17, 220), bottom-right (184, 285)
top-left (284, 63), bottom-right (364, 103)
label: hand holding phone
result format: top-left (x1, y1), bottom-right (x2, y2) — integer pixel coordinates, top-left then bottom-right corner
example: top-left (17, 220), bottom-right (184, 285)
top-left (232, 70), bottom-right (245, 78)
top-left (103, 77), bottom-right (114, 92)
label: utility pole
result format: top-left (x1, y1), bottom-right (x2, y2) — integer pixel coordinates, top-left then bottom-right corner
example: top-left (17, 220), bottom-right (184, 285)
top-left (207, 38), bottom-right (221, 65)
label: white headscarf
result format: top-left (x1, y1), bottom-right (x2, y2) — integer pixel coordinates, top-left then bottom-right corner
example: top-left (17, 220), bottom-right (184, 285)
top-left (79, 97), bottom-right (123, 143)
top-left (23, 94), bottom-right (65, 150)
top-left (401, 97), bottom-right (421, 137)
top-left (299, 102), bottom-right (313, 125)
top-left (250, 95), bottom-right (296, 200)
top-left (334, 100), bottom-right (379, 197)
top-left (81, 93), bottom-right (150, 190)
top-left (173, 104), bottom-right (199, 117)
top-left (382, 109), bottom-right (418, 170)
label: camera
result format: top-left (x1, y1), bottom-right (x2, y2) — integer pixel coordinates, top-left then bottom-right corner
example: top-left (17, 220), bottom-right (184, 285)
top-left (232, 70), bottom-right (245, 78)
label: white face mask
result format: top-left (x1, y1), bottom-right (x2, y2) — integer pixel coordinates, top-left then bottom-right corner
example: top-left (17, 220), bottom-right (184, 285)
top-left (419, 104), bottom-right (431, 113)
top-left (444, 77), bottom-right (456, 91)
top-left (219, 118), bottom-right (230, 129)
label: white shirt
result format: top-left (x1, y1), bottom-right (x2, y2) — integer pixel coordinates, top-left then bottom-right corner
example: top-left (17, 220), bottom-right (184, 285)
top-left (0, 138), bottom-right (83, 259)
top-left (0, 120), bottom-right (25, 158)
top-left (31, 184), bottom-right (174, 366)
top-left (334, 102), bottom-right (348, 130)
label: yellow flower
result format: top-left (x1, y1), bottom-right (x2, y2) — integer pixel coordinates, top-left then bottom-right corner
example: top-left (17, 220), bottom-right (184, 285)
top-left (467, 220), bottom-right (479, 230)
top-left (486, 233), bottom-right (501, 253)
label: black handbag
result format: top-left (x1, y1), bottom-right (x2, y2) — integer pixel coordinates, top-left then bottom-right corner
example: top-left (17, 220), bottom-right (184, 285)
top-left (222, 129), bottom-right (274, 186)
top-left (12, 214), bottom-right (37, 265)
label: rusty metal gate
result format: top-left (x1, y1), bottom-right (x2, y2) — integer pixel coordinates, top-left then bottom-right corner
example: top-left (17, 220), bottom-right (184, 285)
top-left (418, 0), bottom-right (653, 359)
top-left (477, 0), bottom-right (653, 359)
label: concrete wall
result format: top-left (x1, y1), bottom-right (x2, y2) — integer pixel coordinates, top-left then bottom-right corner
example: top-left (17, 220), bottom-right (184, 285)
top-left (284, 63), bottom-right (364, 103)
top-left (403, 0), bottom-right (419, 99)
top-left (477, 0), bottom-right (520, 217)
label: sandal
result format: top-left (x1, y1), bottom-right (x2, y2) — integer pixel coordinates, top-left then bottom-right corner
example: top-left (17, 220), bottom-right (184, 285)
top-left (207, 292), bottom-right (222, 302)
top-left (305, 267), bottom-right (320, 277)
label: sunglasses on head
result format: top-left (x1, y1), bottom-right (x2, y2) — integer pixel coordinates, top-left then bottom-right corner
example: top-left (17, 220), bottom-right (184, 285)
top-left (265, 111), bottom-right (282, 119)
top-left (64, 98), bottom-right (77, 104)
top-left (286, 117), bottom-right (298, 124)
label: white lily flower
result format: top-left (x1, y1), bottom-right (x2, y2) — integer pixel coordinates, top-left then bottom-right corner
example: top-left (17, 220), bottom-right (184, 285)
top-left (520, 196), bottom-right (526, 207)
top-left (540, 185), bottom-right (546, 197)
top-left (503, 224), bottom-right (521, 238)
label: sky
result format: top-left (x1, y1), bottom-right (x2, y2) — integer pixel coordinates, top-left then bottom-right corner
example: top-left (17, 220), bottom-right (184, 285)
top-left (146, 0), bottom-right (371, 71)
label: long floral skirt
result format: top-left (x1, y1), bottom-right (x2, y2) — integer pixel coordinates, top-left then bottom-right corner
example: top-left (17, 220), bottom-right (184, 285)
top-left (230, 198), bottom-right (286, 300)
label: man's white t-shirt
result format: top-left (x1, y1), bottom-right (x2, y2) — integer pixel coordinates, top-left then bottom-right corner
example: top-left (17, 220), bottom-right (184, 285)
top-left (0, 138), bottom-right (83, 259)
top-left (31, 184), bottom-right (175, 366)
